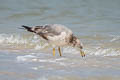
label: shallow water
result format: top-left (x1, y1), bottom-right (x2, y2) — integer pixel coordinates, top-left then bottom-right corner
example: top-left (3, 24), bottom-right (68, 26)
top-left (0, 0), bottom-right (120, 80)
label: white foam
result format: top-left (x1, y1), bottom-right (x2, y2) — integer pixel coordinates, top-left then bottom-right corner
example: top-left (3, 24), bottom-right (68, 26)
top-left (35, 43), bottom-right (49, 50)
top-left (55, 58), bottom-right (67, 61)
top-left (39, 59), bottom-right (56, 63)
top-left (86, 48), bottom-right (120, 56)
top-left (38, 59), bottom-right (48, 62)
top-left (32, 58), bottom-right (38, 61)
top-left (31, 66), bottom-right (45, 70)
top-left (63, 46), bottom-right (79, 54)
top-left (59, 62), bottom-right (66, 66)
top-left (110, 35), bottom-right (120, 42)
top-left (17, 55), bottom-right (37, 62)
top-left (38, 58), bottom-right (67, 64)
top-left (0, 33), bottom-right (48, 49)
top-left (0, 34), bottom-right (27, 44)
top-left (31, 67), bottom-right (38, 70)
top-left (48, 60), bottom-right (56, 63)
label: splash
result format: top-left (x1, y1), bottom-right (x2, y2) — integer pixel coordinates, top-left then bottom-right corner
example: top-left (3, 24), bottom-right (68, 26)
top-left (17, 55), bottom-right (37, 62)
top-left (85, 47), bottom-right (120, 56)
top-left (0, 33), bottom-right (49, 49)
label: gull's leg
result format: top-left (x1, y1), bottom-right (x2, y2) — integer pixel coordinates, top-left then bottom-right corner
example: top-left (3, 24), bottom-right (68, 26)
top-left (53, 48), bottom-right (55, 56)
top-left (80, 50), bottom-right (85, 57)
top-left (58, 47), bottom-right (62, 56)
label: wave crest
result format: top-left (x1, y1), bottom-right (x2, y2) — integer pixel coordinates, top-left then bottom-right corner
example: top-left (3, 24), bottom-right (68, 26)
top-left (0, 33), bottom-right (49, 49)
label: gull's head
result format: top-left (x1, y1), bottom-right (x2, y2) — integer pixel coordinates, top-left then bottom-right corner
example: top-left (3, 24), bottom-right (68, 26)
top-left (70, 35), bottom-right (83, 49)
top-left (70, 35), bottom-right (85, 57)
top-left (74, 38), bottom-right (83, 49)
top-left (75, 38), bottom-right (85, 57)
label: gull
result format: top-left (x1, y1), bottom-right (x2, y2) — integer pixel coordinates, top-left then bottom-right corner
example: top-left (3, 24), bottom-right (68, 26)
top-left (21, 24), bottom-right (85, 57)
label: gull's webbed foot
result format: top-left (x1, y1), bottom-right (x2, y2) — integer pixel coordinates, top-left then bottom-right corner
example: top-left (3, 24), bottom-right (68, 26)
top-left (80, 50), bottom-right (85, 57)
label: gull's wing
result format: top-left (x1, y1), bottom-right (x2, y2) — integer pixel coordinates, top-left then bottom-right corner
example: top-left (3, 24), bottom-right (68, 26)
top-left (21, 25), bottom-right (61, 40)
top-left (35, 25), bottom-right (61, 40)
top-left (38, 25), bottom-right (60, 36)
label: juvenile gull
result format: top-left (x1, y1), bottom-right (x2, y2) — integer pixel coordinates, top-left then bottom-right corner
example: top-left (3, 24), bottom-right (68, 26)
top-left (21, 24), bottom-right (85, 57)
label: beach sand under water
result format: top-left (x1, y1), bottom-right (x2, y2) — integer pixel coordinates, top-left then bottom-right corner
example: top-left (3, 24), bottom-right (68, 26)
top-left (0, 0), bottom-right (120, 80)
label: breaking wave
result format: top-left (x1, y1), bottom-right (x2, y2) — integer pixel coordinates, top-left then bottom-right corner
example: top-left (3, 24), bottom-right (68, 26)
top-left (0, 33), bottom-right (49, 49)
top-left (0, 33), bottom-right (120, 56)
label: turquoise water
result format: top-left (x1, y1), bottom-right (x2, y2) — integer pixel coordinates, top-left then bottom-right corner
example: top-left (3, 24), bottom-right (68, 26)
top-left (0, 0), bottom-right (120, 80)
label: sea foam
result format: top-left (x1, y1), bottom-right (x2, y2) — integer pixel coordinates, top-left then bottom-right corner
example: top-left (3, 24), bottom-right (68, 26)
top-left (17, 55), bottom-right (37, 62)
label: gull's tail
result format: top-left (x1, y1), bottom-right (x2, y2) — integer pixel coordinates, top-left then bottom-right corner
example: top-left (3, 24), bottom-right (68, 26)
top-left (21, 25), bottom-right (34, 32)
